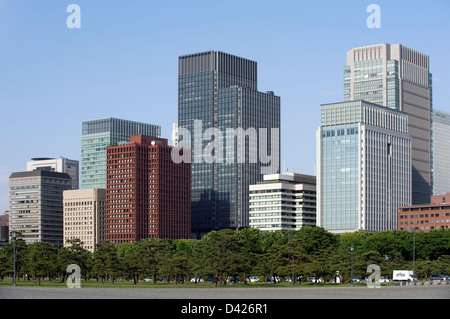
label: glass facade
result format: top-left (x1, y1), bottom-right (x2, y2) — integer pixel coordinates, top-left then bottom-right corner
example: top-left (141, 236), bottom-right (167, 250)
top-left (178, 51), bottom-right (280, 238)
top-left (432, 109), bottom-right (450, 195)
top-left (344, 44), bottom-right (432, 205)
top-left (81, 118), bottom-right (160, 189)
top-left (318, 101), bottom-right (411, 233)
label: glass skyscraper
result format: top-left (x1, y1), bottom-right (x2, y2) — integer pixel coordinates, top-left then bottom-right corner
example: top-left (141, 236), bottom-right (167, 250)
top-left (81, 118), bottom-right (161, 189)
top-left (317, 100), bottom-right (411, 233)
top-left (178, 51), bottom-right (280, 238)
top-left (431, 109), bottom-right (450, 195)
top-left (344, 44), bottom-right (432, 204)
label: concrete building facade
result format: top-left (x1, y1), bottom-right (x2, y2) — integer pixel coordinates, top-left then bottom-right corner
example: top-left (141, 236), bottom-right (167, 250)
top-left (63, 188), bottom-right (106, 252)
top-left (398, 192), bottom-right (450, 232)
top-left (249, 173), bottom-right (316, 232)
top-left (9, 171), bottom-right (72, 247)
top-left (105, 135), bottom-right (191, 243)
top-left (27, 157), bottom-right (79, 189)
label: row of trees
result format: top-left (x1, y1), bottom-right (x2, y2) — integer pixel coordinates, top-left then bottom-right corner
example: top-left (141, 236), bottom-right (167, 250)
top-left (1, 227), bottom-right (449, 286)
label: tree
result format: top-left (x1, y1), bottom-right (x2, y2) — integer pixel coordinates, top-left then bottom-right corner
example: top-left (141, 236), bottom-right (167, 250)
top-left (201, 229), bottom-right (242, 287)
top-left (120, 242), bottom-right (141, 284)
top-left (58, 238), bottom-right (90, 282)
top-left (274, 238), bottom-right (312, 285)
top-left (91, 242), bottom-right (121, 283)
top-left (296, 226), bottom-right (338, 257)
top-left (3, 237), bottom-right (29, 282)
top-left (137, 238), bottom-right (169, 283)
top-left (163, 251), bottom-right (192, 285)
top-left (28, 242), bottom-right (58, 285)
top-left (0, 248), bottom-right (8, 280)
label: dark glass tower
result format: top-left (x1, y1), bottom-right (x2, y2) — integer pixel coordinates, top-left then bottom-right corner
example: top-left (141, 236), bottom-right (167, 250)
top-left (178, 51), bottom-right (280, 238)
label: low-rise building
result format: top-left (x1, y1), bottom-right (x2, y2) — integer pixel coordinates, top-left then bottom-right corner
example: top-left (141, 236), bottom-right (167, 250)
top-left (398, 193), bottom-right (450, 232)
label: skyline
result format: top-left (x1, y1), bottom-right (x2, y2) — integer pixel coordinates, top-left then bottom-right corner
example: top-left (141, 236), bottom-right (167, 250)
top-left (1, 0), bottom-right (450, 212)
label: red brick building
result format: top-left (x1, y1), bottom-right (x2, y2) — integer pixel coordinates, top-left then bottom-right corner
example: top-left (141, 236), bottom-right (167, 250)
top-left (398, 193), bottom-right (450, 232)
top-left (105, 135), bottom-right (191, 243)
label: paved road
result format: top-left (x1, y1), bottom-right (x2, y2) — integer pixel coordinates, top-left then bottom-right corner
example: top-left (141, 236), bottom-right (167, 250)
top-left (1, 284), bottom-right (449, 299)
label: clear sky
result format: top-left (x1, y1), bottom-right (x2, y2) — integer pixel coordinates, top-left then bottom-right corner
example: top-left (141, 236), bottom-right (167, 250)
top-left (0, 0), bottom-right (449, 212)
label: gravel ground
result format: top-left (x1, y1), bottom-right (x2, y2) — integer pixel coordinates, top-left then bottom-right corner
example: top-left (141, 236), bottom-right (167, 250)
top-left (1, 284), bottom-right (449, 299)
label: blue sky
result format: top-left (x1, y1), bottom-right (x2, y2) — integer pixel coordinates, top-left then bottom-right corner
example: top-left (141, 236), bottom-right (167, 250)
top-left (0, 0), bottom-right (449, 211)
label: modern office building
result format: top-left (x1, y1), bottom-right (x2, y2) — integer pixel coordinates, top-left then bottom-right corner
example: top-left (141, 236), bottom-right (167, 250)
top-left (249, 173), bottom-right (316, 232)
top-left (63, 188), bottom-right (106, 252)
top-left (344, 43), bottom-right (432, 204)
top-left (81, 117), bottom-right (161, 189)
top-left (105, 135), bottom-right (191, 244)
top-left (0, 212), bottom-right (9, 248)
top-left (317, 100), bottom-right (411, 233)
top-left (178, 51), bottom-right (281, 238)
top-left (431, 109), bottom-right (450, 196)
top-left (398, 192), bottom-right (450, 232)
top-left (9, 171), bottom-right (72, 247)
top-left (27, 157), bottom-right (79, 189)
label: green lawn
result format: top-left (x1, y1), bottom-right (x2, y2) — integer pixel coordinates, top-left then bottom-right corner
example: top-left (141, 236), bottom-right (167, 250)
top-left (0, 277), bottom-right (380, 289)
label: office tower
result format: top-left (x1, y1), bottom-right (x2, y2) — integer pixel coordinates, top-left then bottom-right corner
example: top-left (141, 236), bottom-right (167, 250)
top-left (0, 212), bottom-right (9, 248)
top-left (81, 117), bottom-right (161, 189)
top-left (345, 43), bottom-right (432, 204)
top-left (9, 171), bottom-right (72, 247)
top-left (178, 51), bottom-right (281, 238)
top-left (249, 173), bottom-right (316, 232)
top-left (105, 135), bottom-right (191, 244)
top-left (317, 100), bottom-right (411, 233)
top-left (398, 193), bottom-right (450, 232)
top-left (63, 188), bottom-right (106, 252)
top-left (431, 109), bottom-right (450, 195)
top-left (27, 157), bottom-right (79, 189)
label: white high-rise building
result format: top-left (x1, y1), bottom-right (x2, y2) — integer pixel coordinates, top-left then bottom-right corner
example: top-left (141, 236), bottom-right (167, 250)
top-left (317, 100), bottom-right (411, 233)
top-left (27, 157), bottom-right (79, 190)
top-left (432, 109), bottom-right (450, 195)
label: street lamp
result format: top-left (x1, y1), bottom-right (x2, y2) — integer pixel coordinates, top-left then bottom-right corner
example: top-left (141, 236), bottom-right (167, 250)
top-left (350, 245), bottom-right (354, 287)
top-left (413, 227), bottom-right (416, 279)
top-left (11, 231), bottom-right (17, 287)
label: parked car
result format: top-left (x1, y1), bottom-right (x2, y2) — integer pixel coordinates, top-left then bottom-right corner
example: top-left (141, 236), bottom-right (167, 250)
top-left (377, 277), bottom-right (390, 283)
top-left (430, 274), bottom-right (445, 281)
top-left (144, 277), bottom-right (152, 282)
top-left (249, 276), bottom-right (260, 283)
top-left (351, 278), bottom-right (362, 283)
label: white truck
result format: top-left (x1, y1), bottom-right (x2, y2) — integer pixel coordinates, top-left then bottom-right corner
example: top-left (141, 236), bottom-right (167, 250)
top-left (393, 270), bottom-right (414, 281)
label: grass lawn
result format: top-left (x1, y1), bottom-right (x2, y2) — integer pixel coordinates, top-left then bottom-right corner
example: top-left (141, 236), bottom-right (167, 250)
top-left (0, 277), bottom-right (381, 289)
